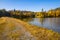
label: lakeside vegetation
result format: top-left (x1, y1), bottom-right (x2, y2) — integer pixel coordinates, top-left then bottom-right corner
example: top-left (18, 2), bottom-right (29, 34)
top-left (0, 7), bottom-right (60, 19)
top-left (0, 17), bottom-right (60, 40)
top-left (0, 7), bottom-right (60, 40)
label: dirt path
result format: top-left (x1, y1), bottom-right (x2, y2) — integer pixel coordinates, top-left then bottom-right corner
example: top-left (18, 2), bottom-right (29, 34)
top-left (0, 17), bottom-right (37, 40)
top-left (0, 17), bottom-right (60, 40)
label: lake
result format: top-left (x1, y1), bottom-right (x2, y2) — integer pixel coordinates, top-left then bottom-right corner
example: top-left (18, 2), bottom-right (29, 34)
top-left (21, 18), bottom-right (60, 33)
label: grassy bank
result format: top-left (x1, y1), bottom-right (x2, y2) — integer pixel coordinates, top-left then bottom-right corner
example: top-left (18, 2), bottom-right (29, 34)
top-left (0, 17), bottom-right (60, 40)
top-left (17, 18), bottom-right (60, 40)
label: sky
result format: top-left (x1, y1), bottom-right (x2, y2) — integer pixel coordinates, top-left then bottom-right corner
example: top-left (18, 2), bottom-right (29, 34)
top-left (0, 0), bottom-right (60, 12)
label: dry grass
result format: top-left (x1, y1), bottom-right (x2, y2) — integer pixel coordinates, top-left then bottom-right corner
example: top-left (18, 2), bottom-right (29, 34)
top-left (0, 17), bottom-right (60, 40)
top-left (19, 21), bottom-right (60, 40)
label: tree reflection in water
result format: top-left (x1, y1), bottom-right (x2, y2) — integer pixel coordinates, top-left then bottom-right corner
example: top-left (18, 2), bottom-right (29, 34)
top-left (39, 18), bottom-right (45, 26)
top-left (20, 18), bottom-right (34, 22)
top-left (20, 18), bottom-right (60, 33)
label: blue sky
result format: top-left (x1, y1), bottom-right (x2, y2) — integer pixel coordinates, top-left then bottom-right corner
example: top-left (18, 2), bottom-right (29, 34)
top-left (0, 0), bottom-right (60, 12)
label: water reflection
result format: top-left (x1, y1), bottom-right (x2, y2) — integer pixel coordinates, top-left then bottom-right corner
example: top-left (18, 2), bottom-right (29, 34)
top-left (20, 18), bottom-right (34, 22)
top-left (39, 18), bottom-right (45, 26)
top-left (21, 18), bottom-right (60, 33)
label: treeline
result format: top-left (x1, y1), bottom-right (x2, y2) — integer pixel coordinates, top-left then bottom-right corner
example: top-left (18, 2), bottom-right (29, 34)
top-left (47, 7), bottom-right (60, 17)
top-left (0, 7), bottom-right (60, 18)
top-left (0, 9), bottom-right (35, 19)
top-left (35, 7), bottom-right (60, 18)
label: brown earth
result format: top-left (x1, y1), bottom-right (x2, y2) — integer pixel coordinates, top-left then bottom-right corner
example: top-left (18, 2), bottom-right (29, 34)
top-left (0, 17), bottom-right (60, 40)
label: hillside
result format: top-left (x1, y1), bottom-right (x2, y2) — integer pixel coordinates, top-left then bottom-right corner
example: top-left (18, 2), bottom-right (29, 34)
top-left (0, 17), bottom-right (60, 40)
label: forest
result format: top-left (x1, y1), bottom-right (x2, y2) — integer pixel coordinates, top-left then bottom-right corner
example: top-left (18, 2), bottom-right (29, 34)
top-left (0, 7), bottom-right (60, 40)
top-left (0, 7), bottom-right (60, 19)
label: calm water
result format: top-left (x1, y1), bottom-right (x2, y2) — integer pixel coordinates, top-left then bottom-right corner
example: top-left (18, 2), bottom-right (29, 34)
top-left (22, 18), bottom-right (60, 33)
